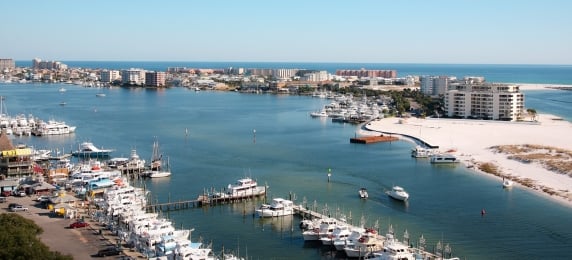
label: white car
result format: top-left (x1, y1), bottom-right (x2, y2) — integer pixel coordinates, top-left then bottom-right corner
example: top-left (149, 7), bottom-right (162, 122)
top-left (10, 204), bottom-right (28, 212)
top-left (35, 195), bottom-right (50, 202)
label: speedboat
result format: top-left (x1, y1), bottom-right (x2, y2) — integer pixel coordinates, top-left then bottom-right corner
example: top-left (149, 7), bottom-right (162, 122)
top-left (502, 178), bottom-right (514, 188)
top-left (255, 198), bottom-right (294, 217)
top-left (359, 187), bottom-right (368, 199)
top-left (72, 142), bottom-right (114, 157)
top-left (310, 109), bottom-right (328, 118)
top-left (386, 186), bottom-right (409, 201)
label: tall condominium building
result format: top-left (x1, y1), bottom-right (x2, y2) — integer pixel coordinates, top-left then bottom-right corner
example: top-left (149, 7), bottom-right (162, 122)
top-left (145, 71), bottom-right (166, 87)
top-left (248, 68), bottom-right (273, 77)
top-left (444, 83), bottom-right (524, 121)
top-left (335, 69), bottom-right (397, 78)
top-left (420, 76), bottom-right (449, 96)
top-left (301, 71), bottom-right (329, 82)
top-left (121, 68), bottom-right (146, 85)
top-left (100, 70), bottom-right (120, 83)
top-left (0, 59), bottom-right (15, 71)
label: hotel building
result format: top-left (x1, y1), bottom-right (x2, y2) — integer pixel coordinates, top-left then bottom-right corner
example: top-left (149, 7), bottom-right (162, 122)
top-left (444, 82), bottom-right (524, 121)
top-left (145, 71), bottom-right (166, 87)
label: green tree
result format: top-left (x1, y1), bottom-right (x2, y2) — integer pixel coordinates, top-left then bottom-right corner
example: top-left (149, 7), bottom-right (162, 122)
top-left (526, 108), bottom-right (537, 121)
top-left (0, 214), bottom-right (72, 260)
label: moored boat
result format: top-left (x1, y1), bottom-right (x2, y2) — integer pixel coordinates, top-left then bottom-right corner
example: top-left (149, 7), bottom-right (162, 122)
top-left (255, 198), bottom-right (294, 217)
top-left (72, 142), bottom-right (115, 157)
top-left (430, 154), bottom-right (460, 164)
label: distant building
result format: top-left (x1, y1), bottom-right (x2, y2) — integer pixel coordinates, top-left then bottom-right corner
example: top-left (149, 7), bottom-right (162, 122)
top-left (121, 68), bottom-right (146, 85)
top-left (273, 69), bottom-right (299, 80)
top-left (336, 69), bottom-right (397, 78)
top-left (301, 71), bottom-right (329, 82)
top-left (32, 58), bottom-right (67, 70)
top-left (420, 76), bottom-right (449, 96)
top-left (145, 71), bottom-right (166, 87)
top-left (444, 82), bottom-right (524, 121)
top-left (0, 59), bottom-right (15, 71)
top-left (100, 70), bottom-right (120, 83)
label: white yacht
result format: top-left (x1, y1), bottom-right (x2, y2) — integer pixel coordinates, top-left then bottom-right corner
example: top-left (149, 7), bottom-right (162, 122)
top-left (255, 198), bottom-right (294, 217)
top-left (411, 146), bottom-right (436, 158)
top-left (502, 178), bottom-right (514, 188)
top-left (359, 187), bottom-right (369, 199)
top-left (212, 177), bottom-right (266, 198)
top-left (386, 186), bottom-right (409, 201)
top-left (32, 120), bottom-right (76, 136)
top-left (72, 142), bottom-right (115, 157)
top-left (430, 154), bottom-right (460, 164)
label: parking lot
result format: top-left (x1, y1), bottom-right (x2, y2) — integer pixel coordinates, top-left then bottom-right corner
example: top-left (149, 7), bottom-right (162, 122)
top-left (1, 195), bottom-right (139, 259)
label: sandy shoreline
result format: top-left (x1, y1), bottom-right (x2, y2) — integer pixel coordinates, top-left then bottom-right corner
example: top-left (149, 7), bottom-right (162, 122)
top-left (363, 113), bottom-right (572, 207)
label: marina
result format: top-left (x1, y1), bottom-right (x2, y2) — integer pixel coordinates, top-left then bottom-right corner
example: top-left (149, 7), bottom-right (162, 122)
top-left (0, 77), bottom-right (572, 259)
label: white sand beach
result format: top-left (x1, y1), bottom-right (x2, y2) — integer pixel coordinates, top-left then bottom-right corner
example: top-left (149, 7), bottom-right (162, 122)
top-left (363, 114), bottom-right (572, 206)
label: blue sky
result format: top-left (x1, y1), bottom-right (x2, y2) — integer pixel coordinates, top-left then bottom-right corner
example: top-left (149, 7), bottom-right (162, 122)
top-left (1, 0), bottom-right (571, 64)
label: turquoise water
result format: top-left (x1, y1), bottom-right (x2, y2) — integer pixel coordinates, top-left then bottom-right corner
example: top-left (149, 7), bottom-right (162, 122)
top-left (2, 83), bottom-right (572, 259)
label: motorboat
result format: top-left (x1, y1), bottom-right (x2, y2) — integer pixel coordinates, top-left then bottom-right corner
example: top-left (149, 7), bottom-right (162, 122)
top-left (96, 93), bottom-right (106, 97)
top-left (430, 154), bottom-right (460, 164)
top-left (502, 178), bottom-right (514, 188)
top-left (255, 198), bottom-right (294, 217)
top-left (365, 233), bottom-right (416, 260)
top-left (72, 142), bottom-right (114, 157)
top-left (411, 146), bottom-right (436, 158)
top-left (386, 186), bottom-right (409, 201)
top-left (359, 187), bottom-right (368, 199)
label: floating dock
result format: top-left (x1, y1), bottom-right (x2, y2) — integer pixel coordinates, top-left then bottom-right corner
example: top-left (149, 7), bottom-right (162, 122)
top-left (350, 135), bottom-right (398, 144)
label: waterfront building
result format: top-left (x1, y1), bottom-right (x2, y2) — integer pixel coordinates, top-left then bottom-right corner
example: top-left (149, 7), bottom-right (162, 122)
top-left (121, 68), bottom-right (146, 85)
top-left (145, 71), bottom-right (166, 87)
top-left (100, 70), bottom-right (120, 83)
top-left (248, 68), bottom-right (273, 77)
top-left (0, 59), bottom-right (15, 71)
top-left (336, 69), bottom-right (397, 78)
top-left (444, 82), bottom-right (524, 121)
top-left (0, 131), bottom-right (33, 178)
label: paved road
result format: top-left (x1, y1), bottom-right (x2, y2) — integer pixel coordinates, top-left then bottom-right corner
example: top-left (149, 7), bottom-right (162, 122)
top-left (1, 195), bottom-right (141, 260)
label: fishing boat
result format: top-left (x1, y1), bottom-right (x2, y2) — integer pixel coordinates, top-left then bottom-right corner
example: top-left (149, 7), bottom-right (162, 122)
top-left (142, 139), bottom-right (171, 178)
top-left (211, 177), bottom-right (266, 199)
top-left (71, 142), bottom-right (114, 157)
top-left (386, 186), bottom-right (410, 201)
top-left (255, 198), bottom-right (294, 217)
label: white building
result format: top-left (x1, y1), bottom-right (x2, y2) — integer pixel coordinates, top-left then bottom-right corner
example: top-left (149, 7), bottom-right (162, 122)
top-left (121, 68), bottom-right (146, 85)
top-left (272, 69), bottom-right (298, 80)
top-left (301, 71), bottom-right (329, 82)
top-left (444, 83), bottom-right (524, 121)
top-left (100, 70), bottom-right (120, 83)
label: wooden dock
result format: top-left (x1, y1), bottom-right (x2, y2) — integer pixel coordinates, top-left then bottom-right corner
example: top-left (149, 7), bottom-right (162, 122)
top-left (350, 135), bottom-right (398, 144)
top-left (144, 189), bottom-right (267, 212)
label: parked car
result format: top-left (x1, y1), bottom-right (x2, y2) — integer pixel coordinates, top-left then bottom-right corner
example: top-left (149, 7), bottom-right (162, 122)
top-left (96, 246), bottom-right (122, 257)
top-left (35, 195), bottom-right (51, 202)
top-left (69, 221), bottom-right (90, 229)
top-left (0, 197), bottom-right (6, 203)
top-left (10, 204), bottom-right (28, 212)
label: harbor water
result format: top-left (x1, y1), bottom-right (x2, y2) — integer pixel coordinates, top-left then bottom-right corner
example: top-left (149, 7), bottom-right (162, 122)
top-left (2, 70), bottom-right (572, 258)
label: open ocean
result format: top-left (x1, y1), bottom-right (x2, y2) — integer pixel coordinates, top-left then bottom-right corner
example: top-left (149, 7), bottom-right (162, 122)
top-left (2, 62), bottom-right (572, 259)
